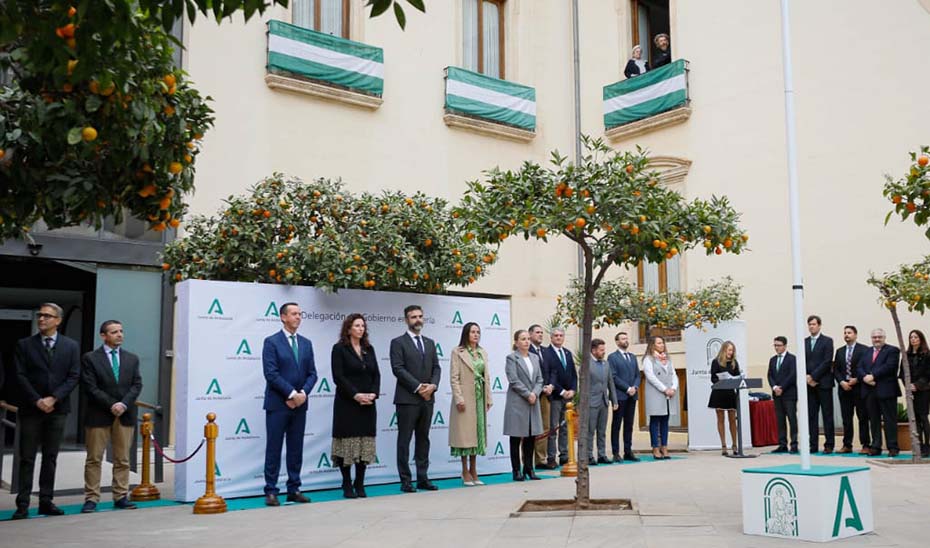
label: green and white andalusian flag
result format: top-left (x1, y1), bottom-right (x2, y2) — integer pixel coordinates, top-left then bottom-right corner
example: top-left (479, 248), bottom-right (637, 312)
top-left (603, 59), bottom-right (689, 129)
top-left (444, 67), bottom-right (536, 131)
top-left (267, 20), bottom-right (384, 97)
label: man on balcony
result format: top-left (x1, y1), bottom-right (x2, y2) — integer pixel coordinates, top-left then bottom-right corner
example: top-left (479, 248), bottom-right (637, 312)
top-left (653, 33), bottom-right (672, 69)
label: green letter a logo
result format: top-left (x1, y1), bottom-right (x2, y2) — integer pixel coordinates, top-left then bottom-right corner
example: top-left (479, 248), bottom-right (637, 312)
top-left (490, 313), bottom-right (501, 326)
top-left (264, 302), bottom-right (279, 317)
top-left (235, 418), bottom-right (250, 435)
top-left (452, 311), bottom-right (463, 325)
top-left (317, 453), bottom-right (331, 468)
top-left (236, 339), bottom-right (252, 355)
top-left (494, 441), bottom-right (505, 455)
top-left (208, 298), bottom-right (224, 315)
top-left (389, 412), bottom-right (398, 427)
top-left (435, 343), bottom-right (444, 358)
top-left (433, 411), bottom-right (445, 425)
top-left (214, 463), bottom-right (221, 477)
top-left (492, 377), bottom-right (503, 391)
top-left (316, 378), bottom-right (331, 393)
top-left (832, 476), bottom-right (863, 537)
top-left (206, 378), bottom-right (222, 395)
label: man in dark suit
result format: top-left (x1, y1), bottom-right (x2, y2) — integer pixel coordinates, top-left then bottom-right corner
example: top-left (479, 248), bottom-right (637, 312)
top-left (262, 302), bottom-right (318, 506)
top-left (390, 305), bottom-right (441, 492)
top-left (528, 324), bottom-right (553, 468)
top-left (80, 320), bottom-right (143, 513)
top-left (12, 303), bottom-right (80, 520)
top-left (859, 328), bottom-right (901, 456)
top-left (543, 327), bottom-right (575, 467)
top-left (768, 336), bottom-right (798, 454)
top-left (804, 315), bottom-right (835, 453)
top-left (608, 331), bottom-right (641, 462)
top-left (833, 325), bottom-right (870, 454)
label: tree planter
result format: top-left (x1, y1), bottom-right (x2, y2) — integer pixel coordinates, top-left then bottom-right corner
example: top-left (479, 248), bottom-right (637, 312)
top-left (897, 423), bottom-right (913, 452)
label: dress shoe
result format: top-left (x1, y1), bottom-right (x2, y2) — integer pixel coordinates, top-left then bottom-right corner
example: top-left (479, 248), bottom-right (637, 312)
top-left (558, 458), bottom-right (568, 466)
top-left (265, 494), bottom-right (281, 506)
top-left (286, 492), bottom-right (310, 503)
top-left (11, 507), bottom-right (29, 520)
top-left (888, 449), bottom-right (900, 457)
top-left (512, 471), bottom-right (525, 482)
top-left (588, 458), bottom-right (599, 466)
top-left (822, 448), bottom-right (834, 455)
top-left (400, 482), bottom-right (416, 493)
top-left (837, 446), bottom-right (852, 454)
top-left (771, 446), bottom-right (788, 454)
top-left (612, 455), bottom-right (623, 463)
top-left (342, 483), bottom-right (358, 499)
top-left (858, 447), bottom-right (872, 455)
top-left (921, 444), bottom-right (930, 458)
top-left (81, 501), bottom-right (97, 513)
top-left (37, 503), bottom-right (64, 516)
top-left (788, 448), bottom-right (799, 454)
top-left (416, 481), bottom-right (438, 491)
top-left (114, 497), bottom-right (137, 510)
top-left (524, 470), bottom-right (541, 480)
top-left (354, 485), bottom-right (367, 498)
top-left (869, 449), bottom-right (882, 457)
top-left (473, 478), bottom-right (485, 486)
top-left (624, 454), bottom-right (640, 462)
top-left (543, 461), bottom-right (559, 469)
top-left (597, 457), bottom-right (611, 465)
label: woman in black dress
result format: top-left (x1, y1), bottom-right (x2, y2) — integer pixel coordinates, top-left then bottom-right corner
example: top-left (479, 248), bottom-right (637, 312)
top-left (904, 329), bottom-right (930, 458)
top-left (331, 313), bottom-right (380, 498)
top-left (624, 45), bottom-right (649, 79)
top-left (708, 340), bottom-right (740, 455)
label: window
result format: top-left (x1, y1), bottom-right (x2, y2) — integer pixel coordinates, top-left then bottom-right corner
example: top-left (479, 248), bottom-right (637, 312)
top-left (463, 0), bottom-right (505, 79)
top-left (637, 255), bottom-right (681, 342)
top-left (629, 0), bottom-right (670, 65)
top-left (293, 0), bottom-right (350, 38)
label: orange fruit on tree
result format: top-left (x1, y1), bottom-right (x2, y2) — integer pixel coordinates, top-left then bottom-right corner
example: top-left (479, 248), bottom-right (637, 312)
top-left (919, 156), bottom-right (929, 167)
top-left (586, 205), bottom-right (596, 214)
top-left (723, 238), bottom-right (733, 248)
top-left (152, 222), bottom-right (167, 232)
top-left (630, 225), bottom-right (640, 235)
top-left (163, 74), bottom-right (176, 88)
top-left (741, 234), bottom-right (749, 242)
top-left (424, 238), bottom-right (433, 247)
top-left (659, 241), bottom-right (668, 249)
top-left (907, 202), bottom-right (918, 212)
top-left (468, 276), bottom-right (476, 284)
top-left (703, 225), bottom-right (712, 234)
top-left (564, 187), bottom-right (574, 198)
top-left (158, 195), bottom-right (171, 210)
top-left (67, 59), bottom-right (78, 75)
top-left (60, 23), bottom-right (75, 38)
top-left (536, 228), bottom-right (547, 238)
top-left (161, 262), bottom-right (170, 271)
top-left (714, 247), bottom-right (723, 255)
top-left (169, 218), bottom-right (180, 228)
top-left (625, 164), bottom-right (634, 174)
top-left (464, 232), bottom-right (474, 241)
top-left (574, 218), bottom-right (586, 228)
top-left (638, 215), bottom-right (646, 222)
top-left (81, 126), bottom-right (97, 142)
top-left (262, 210), bottom-right (271, 218)
top-left (175, 273), bottom-right (182, 281)
top-left (168, 161), bottom-right (183, 174)
top-left (892, 195), bottom-right (903, 204)
top-left (652, 239), bottom-right (661, 248)
top-left (474, 265), bottom-right (482, 274)
top-left (423, 273), bottom-right (430, 281)
top-left (68, 6), bottom-right (77, 17)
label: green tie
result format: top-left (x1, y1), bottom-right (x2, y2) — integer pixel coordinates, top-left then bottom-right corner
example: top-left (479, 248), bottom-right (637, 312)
top-left (558, 348), bottom-right (567, 369)
top-left (289, 335), bottom-right (298, 362)
top-left (110, 349), bottom-right (120, 379)
top-left (810, 338), bottom-right (816, 351)
top-left (776, 355), bottom-right (783, 372)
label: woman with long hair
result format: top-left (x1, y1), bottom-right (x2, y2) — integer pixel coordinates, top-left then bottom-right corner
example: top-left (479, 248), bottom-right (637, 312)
top-left (330, 313), bottom-right (380, 498)
top-left (502, 329), bottom-right (543, 481)
top-left (448, 322), bottom-right (493, 486)
top-left (642, 335), bottom-right (679, 459)
top-left (905, 329), bottom-right (930, 457)
top-left (707, 341), bottom-right (741, 455)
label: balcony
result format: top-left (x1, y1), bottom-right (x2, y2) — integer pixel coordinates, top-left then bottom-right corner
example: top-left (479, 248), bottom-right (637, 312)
top-left (603, 59), bottom-right (691, 141)
top-left (443, 67), bottom-right (536, 142)
top-left (265, 20), bottom-right (384, 109)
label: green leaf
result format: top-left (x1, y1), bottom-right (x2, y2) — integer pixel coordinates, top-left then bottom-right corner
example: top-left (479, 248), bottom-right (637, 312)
top-left (407, 0), bottom-right (426, 12)
top-left (369, 0), bottom-right (393, 18)
top-left (394, 3), bottom-right (406, 29)
top-left (86, 95), bottom-right (103, 113)
top-left (67, 127), bottom-right (83, 145)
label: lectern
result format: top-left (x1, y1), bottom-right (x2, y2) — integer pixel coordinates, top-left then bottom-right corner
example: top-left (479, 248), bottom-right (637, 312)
top-left (711, 376), bottom-right (763, 458)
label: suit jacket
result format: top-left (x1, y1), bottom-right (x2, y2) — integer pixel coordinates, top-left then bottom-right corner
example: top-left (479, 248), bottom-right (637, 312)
top-left (390, 332), bottom-right (441, 405)
top-left (331, 342), bottom-right (380, 438)
top-left (530, 345), bottom-right (551, 390)
top-left (81, 346), bottom-right (143, 427)
top-left (588, 358), bottom-right (617, 409)
top-left (805, 335), bottom-right (835, 388)
top-left (623, 58), bottom-right (649, 78)
top-left (14, 333), bottom-right (80, 415)
top-left (833, 343), bottom-right (869, 385)
top-left (859, 344), bottom-right (902, 400)
top-left (767, 352), bottom-right (798, 400)
top-left (653, 49), bottom-right (672, 69)
top-left (262, 331), bottom-right (318, 412)
top-left (902, 351), bottom-right (930, 391)
top-left (607, 349), bottom-right (640, 402)
top-left (544, 345), bottom-right (577, 399)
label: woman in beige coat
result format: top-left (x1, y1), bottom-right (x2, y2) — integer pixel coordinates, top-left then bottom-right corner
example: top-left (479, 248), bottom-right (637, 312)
top-left (449, 322), bottom-right (493, 486)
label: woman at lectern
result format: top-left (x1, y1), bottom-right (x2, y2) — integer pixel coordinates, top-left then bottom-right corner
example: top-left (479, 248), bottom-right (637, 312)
top-left (707, 341), bottom-right (741, 456)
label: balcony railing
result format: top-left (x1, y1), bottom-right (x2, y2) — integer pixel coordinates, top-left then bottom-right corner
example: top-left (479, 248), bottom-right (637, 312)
top-left (444, 67), bottom-right (536, 135)
top-left (603, 59), bottom-right (690, 133)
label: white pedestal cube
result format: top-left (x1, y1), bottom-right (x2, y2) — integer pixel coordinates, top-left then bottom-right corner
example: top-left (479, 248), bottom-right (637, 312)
top-left (742, 464), bottom-right (872, 542)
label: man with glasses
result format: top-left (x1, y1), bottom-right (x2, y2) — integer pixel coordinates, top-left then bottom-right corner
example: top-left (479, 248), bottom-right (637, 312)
top-left (767, 336), bottom-right (799, 454)
top-left (11, 303), bottom-right (80, 520)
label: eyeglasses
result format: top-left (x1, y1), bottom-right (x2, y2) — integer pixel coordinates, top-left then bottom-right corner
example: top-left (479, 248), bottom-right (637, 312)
top-left (36, 313), bottom-right (59, 319)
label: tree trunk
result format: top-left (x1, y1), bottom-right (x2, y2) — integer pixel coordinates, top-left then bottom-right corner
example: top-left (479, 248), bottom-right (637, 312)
top-left (889, 306), bottom-right (921, 463)
top-left (575, 252), bottom-right (595, 504)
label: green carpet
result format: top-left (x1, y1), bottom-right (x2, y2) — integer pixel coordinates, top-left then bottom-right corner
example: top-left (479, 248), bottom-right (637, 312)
top-left (810, 450), bottom-right (914, 460)
top-left (2, 498), bottom-right (183, 521)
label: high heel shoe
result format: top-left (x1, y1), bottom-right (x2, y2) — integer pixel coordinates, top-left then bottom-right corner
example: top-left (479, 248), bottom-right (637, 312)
top-left (660, 446), bottom-right (670, 459)
top-left (512, 471), bottom-right (525, 482)
top-left (721, 447), bottom-right (729, 456)
top-left (652, 447), bottom-right (662, 459)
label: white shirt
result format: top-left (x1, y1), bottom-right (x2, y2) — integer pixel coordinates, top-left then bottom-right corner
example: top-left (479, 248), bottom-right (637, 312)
top-left (42, 332), bottom-right (58, 349)
top-left (522, 355), bottom-right (535, 378)
top-left (103, 344), bottom-right (120, 367)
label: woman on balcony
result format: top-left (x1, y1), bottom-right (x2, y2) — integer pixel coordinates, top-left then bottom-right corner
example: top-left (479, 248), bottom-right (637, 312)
top-left (448, 322), bottom-right (493, 486)
top-left (624, 45), bottom-right (649, 79)
top-left (643, 335), bottom-right (678, 460)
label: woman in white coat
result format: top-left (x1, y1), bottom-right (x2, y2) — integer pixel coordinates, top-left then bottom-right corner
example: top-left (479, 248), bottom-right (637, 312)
top-left (643, 335), bottom-right (679, 459)
top-left (502, 329), bottom-right (544, 481)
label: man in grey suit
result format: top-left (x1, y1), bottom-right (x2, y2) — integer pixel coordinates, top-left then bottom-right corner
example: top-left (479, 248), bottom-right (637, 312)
top-left (588, 339), bottom-right (618, 465)
top-left (390, 305), bottom-right (441, 493)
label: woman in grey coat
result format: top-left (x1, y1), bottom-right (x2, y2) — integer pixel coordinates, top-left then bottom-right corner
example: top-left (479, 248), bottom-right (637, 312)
top-left (642, 335), bottom-right (679, 460)
top-left (503, 329), bottom-right (544, 481)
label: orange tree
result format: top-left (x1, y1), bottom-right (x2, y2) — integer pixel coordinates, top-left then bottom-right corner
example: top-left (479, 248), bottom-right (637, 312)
top-left (554, 276), bottom-right (743, 334)
top-left (869, 145), bottom-right (930, 462)
top-left (162, 174), bottom-right (495, 291)
top-left (454, 136), bottom-right (746, 504)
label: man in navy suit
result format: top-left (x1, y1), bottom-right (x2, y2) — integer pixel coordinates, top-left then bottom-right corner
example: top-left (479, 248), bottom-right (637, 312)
top-left (528, 325), bottom-right (554, 468)
top-left (608, 331), bottom-right (641, 462)
top-left (262, 302), bottom-right (318, 506)
top-left (804, 315), bottom-right (835, 453)
top-left (768, 336), bottom-right (798, 453)
top-left (543, 327), bottom-right (575, 467)
top-left (833, 325), bottom-right (870, 454)
top-left (860, 328), bottom-right (901, 457)
top-left (12, 303), bottom-right (80, 520)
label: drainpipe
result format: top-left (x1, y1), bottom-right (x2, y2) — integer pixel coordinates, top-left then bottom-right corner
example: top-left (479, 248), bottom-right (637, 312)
top-left (571, 0), bottom-right (584, 279)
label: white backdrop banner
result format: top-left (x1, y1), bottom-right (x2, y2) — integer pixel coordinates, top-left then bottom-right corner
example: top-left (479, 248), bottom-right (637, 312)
top-left (173, 280), bottom-right (512, 502)
top-left (684, 321), bottom-right (753, 450)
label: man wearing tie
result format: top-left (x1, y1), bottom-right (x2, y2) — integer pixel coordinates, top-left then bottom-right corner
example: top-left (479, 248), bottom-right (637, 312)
top-left (859, 328), bottom-right (901, 457)
top-left (80, 320), bottom-right (143, 513)
top-left (262, 302), bottom-right (318, 506)
top-left (768, 336), bottom-right (798, 454)
top-left (390, 305), bottom-right (441, 492)
top-left (528, 324), bottom-right (553, 468)
top-left (543, 328), bottom-right (575, 467)
top-left (12, 303), bottom-right (80, 520)
top-left (587, 339), bottom-right (618, 465)
top-left (608, 332), bottom-right (641, 462)
top-left (833, 325), bottom-right (870, 454)
top-left (804, 315), bottom-right (835, 453)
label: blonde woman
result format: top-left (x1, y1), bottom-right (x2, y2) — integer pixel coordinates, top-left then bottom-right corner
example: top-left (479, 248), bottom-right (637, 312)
top-left (642, 336), bottom-right (678, 459)
top-left (503, 329), bottom-right (544, 481)
top-left (707, 341), bottom-right (741, 455)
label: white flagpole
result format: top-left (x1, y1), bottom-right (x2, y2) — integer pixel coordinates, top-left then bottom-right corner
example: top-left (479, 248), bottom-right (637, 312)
top-left (779, 0), bottom-right (811, 470)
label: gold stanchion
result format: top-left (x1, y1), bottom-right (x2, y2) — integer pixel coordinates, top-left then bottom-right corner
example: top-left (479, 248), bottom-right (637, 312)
top-left (193, 412), bottom-right (227, 514)
top-left (560, 402), bottom-right (578, 477)
top-left (131, 413), bottom-right (161, 501)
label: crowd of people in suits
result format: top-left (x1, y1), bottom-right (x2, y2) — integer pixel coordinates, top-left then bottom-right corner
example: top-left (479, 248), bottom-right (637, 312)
top-left (767, 315), bottom-right (930, 459)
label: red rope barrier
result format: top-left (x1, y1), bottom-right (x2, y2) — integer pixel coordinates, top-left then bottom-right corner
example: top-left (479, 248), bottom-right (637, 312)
top-left (151, 435), bottom-right (206, 464)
